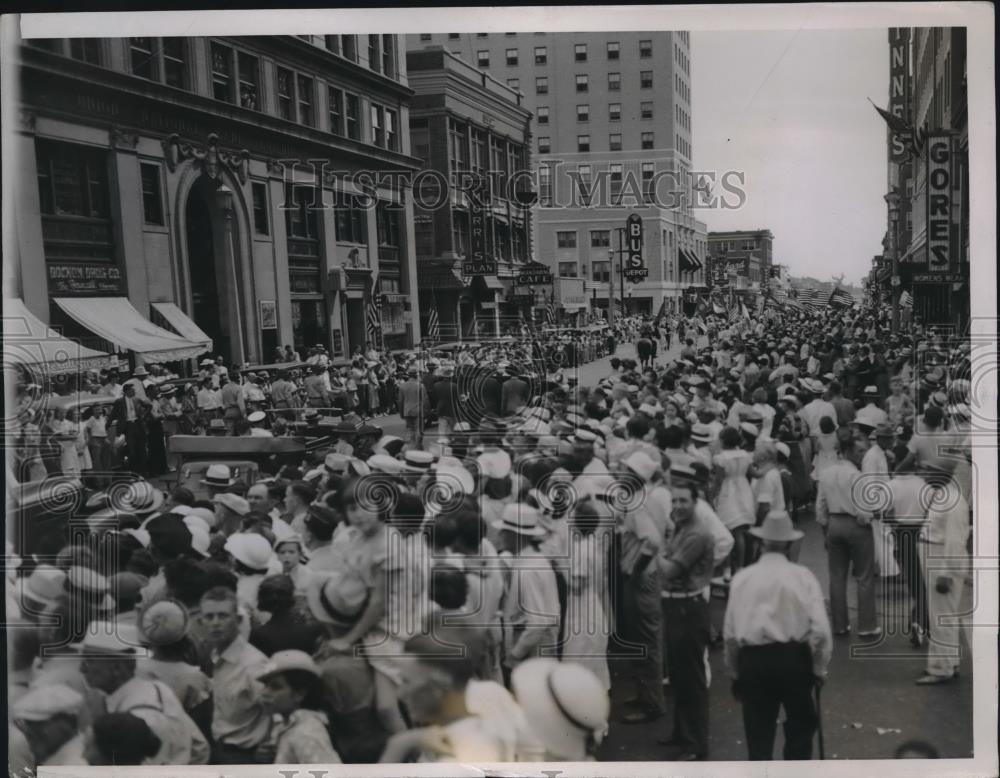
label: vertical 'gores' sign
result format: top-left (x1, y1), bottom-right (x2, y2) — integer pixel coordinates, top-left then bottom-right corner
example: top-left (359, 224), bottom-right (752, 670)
top-left (926, 133), bottom-right (953, 273)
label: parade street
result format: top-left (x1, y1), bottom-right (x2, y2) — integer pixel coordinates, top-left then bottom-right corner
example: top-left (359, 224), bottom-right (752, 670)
top-left (369, 338), bottom-right (974, 761)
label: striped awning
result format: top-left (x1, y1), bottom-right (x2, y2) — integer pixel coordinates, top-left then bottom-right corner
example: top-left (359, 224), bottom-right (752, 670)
top-left (3, 298), bottom-right (117, 375)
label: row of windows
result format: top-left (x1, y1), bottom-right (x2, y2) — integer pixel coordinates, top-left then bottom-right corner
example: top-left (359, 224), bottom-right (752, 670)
top-left (712, 239), bottom-right (761, 251)
top-left (531, 71), bottom-right (649, 95)
top-left (34, 37), bottom-right (399, 150)
top-left (535, 101), bottom-right (656, 124)
top-left (676, 134), bottom-right (691, 159)
top-left (473, 40), bottom-right (654, 68)
top-left (675, 74), bottom-right (690, 104)
top-left (676, 105), bottom-right (690, 131)
top-left (538, 132), bottom-right (655, 153)
top-left (674, 42), bottom-right (689, 74)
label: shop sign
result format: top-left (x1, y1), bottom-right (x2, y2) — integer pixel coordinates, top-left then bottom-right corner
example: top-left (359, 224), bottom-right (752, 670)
top-left (913, 273), bottom-right (964, 284)
top-left (463, 260), bottom-right (497, 276)
top-left (382, 293), bottom-right (409, 304)
top-left (888, 29), bottom-right (911, 163)
top-left (47, 263), bottom-right (124, 295)
top-left (926, 133), bottom-right (953, 273)
top-left (622, 213), bottom-right (648, 282)
top-left (517, 270), bottom-right (554, 285)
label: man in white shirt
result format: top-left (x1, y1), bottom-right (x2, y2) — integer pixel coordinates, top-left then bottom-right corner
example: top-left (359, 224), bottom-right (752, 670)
top-left (800, 380), bottom-right (838, 436)
top-left (815, 433), bottom-right (879, 638)
top-left (915, 466), bottom-right (971, 685)
top-left (724, 510), bottom-right (831, 760)
top-left (860, 424), bottom-right (899, 578)
top-left (888, 460), bottom-right (930, 646)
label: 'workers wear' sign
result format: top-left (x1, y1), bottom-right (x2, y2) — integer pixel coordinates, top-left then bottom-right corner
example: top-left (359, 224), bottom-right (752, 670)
top-left (623, 213), bottom-right (648, 282)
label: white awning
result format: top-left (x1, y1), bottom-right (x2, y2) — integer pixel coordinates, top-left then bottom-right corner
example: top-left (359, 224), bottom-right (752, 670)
top-left (3, 298), bottom-right (117, 375)
top-left (54, 297), bottom-right (210, 364)
top-left (151, 302), bottom-right (213, 353)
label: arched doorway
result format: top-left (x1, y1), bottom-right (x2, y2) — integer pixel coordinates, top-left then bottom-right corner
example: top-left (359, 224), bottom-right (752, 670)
top-left (185, 182), bottom-right (226, 359)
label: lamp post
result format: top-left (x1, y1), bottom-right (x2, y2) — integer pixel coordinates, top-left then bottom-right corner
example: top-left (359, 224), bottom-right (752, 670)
top-left (607, 247), bottom-right (615, 323)
top-left (884, 188), bottom-right (901, 333)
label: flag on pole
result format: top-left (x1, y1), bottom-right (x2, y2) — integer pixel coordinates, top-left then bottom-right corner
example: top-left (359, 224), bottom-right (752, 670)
top-left (899, 290), bottom-right (913, 309)
top-left (366, 291), bottom-right (382, 347)
top-left (467, 310), bottom-right (479, 338)
top-left (740, 300), bottom-right (751, 321)
top-left (654, 297), bottom-right (669, 326)
top-left (727, 300), bottom-right (741, 326)
top-left (427, 308), bottom-right (440, 341)
top-left (545, 299), bottom-right (557, 324)
top-left (869, 98), bottom-right (926, 158)
top-left (828, 287), bottom-right (855, 308)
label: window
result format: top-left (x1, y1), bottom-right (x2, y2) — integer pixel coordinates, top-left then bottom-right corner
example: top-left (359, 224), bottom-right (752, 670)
top-left (610, 163), bottom-right (623, 199)
top-left (641, 132), bottom-right (654, 149)
top-left (345, 93), bottom-right (360, 139)
top-left (35, 139), bottom-right (110, 220)
top-left (276, 67), bottom-right (293, 120)
top-left (592, 261), bottom-right (610, 282)
top-left (591, 230), bottom-right (610, 247)
top-left (607, 41), bottom-right (620, 59)
top-left (535, 46), bottom-right (547, 65)
top-left (325, 36), bottom-right (341, 54)
top-left (477, 32), bottom-right (489, 38)
top-left (539, 165), bottom-right (552, 206)
top-left (506, 48), bottom-right (518, 66)
top-left (334, 192), bottom-right (368, 244)
top-left (251, 182), bottom-right (269, 235)
top-left (639, 39), bottom-right (652, 58)
top-left (371, 104), bottom-right (384, 147)
top-left (69, 38), bottom-right (101, 65)
top-left (608, 72), bottom-right (621, 90)
top-left (341, 35), bottom-right (357, 61)
top-left (448, 33), bottom-right (460, 39)
top-left (641, 162), bottom-right (655, 203)
top-left (140, 163), bottom-right (164, 225)
top-left (285, 185), bottom-right (319, 240)
top-left (537, 106), bottom-right (549, 124)
top-left (237, 52), bottom-right (259, 109)
top-left (577, 134), bottom-right (590, 152)
top-left (382, 34), bottom-right (396, 78)
top-left (577, 163), bottom-right (592, 200)
top-left (376, 203), bottom-right (402, 264)
top-left (557, 231), bottom-right (577, 248)
top-left (130, 37), bottom-right (156, 80)
top-left (419, 33), bottom-right (432, 42)
top-left (477, 50), bottom-right (490, 67)
top-left (575, 43), bottom-right (587, 62)
top-left (368, 35), bottom-right (381, 73)
top-left (538, 137), bottom-right (551, 154)
top-left (298, 73), bottom-right (315, 125)
top-left (575, 74), bottom-right (588, 92)
top-left (577, 104), bottom-right (589, 122)
top-left (507, 77), bottom-right (520, 89)
top-left (640, 70), bottom-right (653, 88)
top-left (641, 101), bottom-right (653, 119)
top-left (558, 262), bottom-right (578, 277)
top-left (536, 76), bottom-right (548, 94)
top-left (328, 87), bottom-right (343, 135)
top-left (385, 108), bottom-right (398, 151)
top-left (609, 102), bottom-right (621, 121)
top-left (609, 133), bottom-right (622, 151)
top-left (449, 119), bottom-right (469, 172)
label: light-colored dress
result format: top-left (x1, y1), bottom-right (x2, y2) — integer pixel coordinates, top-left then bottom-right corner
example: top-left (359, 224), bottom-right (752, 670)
top-left (56, 420), bottom-right (81, 476)
top-left (561, 532), bottom-right (611, 690)
top-left (713, 449), bottom-right (755, 531)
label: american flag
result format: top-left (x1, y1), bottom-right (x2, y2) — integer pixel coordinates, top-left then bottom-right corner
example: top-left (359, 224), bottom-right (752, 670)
top-left (828, 287), bottom-right (855, 308)
top-left (366, 292), bottom-right (382, 347)
top-left (797, 289), bottom-right (824, 312)
top-left (545, 299), bottom-right (557, 324)
top-left (427, 308), bottom-right (440, 341)
top-left (727, 301), bottom-right (741, 325)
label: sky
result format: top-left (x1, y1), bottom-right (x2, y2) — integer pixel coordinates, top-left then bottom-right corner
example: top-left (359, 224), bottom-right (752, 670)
top-left (692, 29), bottom-right (889, 286)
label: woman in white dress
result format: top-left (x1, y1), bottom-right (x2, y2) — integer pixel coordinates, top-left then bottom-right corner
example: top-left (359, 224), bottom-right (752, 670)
top-left (52, 408), bottom-right (80, 476)
top-left (712, 426), bottom-right (755, 575)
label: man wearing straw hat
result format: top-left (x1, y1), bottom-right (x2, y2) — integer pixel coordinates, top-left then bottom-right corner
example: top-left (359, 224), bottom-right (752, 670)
top-left (723, 510), bottom-right (832, 760)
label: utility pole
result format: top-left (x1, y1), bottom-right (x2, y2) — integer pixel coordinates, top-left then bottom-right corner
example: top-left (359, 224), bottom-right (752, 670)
top-left (617, 226), bottom-right (627, 316)
top-left (607, 246), bottom-right (615, 324)
top-left (885, 188), bottom-right (901, 333)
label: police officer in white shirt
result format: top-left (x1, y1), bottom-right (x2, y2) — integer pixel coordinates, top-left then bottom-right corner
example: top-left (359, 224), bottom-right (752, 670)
top-left (723, 510), bottom-right (832, 761)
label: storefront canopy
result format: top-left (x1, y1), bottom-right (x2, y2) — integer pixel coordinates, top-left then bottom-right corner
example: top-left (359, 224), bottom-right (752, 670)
top-left (151, 302), bottom-right (213, 353)
top-left (3, 298), bottom-right (117, 375)
top-left (54, 297), bottom-right (210, 364)
top-left (679, 248), bottom-right (700, 271)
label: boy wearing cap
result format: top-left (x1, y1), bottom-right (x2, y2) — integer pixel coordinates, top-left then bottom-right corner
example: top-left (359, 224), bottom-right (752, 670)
top-left (723, 510), bottom-right (831, 760)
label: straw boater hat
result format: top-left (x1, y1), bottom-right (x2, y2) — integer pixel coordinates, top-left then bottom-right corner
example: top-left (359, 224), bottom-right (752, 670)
top-left (492, 502), bottom-right (546, 537)
top-left (200, 464), bottom-right (237, 487)
top-left (257, 649), bottom-right (321, 683)
top-left (306, 573), bottom-right (368, 627)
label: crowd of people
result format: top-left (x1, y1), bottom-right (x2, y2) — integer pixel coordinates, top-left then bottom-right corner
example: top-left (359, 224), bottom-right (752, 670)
top-left (6, 300), bottom-right (974, 768)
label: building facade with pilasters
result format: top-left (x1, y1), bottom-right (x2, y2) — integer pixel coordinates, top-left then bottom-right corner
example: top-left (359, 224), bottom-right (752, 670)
top-left (12, 34), bottom-right (421, 366)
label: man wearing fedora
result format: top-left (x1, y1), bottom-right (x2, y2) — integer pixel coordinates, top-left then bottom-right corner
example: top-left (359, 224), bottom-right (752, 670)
top-left (108, 382), bottom-right (150, 477)
top-left (724, 510), bottom-right (832, 760)
top-left (398, 366), bottom-right (429, 450)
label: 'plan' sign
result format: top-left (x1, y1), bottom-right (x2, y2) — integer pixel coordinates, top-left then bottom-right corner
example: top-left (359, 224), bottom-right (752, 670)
top-left (925, 133), bottom-right (953, 273)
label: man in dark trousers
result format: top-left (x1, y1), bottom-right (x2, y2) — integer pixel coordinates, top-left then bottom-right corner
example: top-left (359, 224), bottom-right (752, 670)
top-left (431, 365), bottom-right (460, 437)
top-left (108, 382), bottom-right (149, 476)
top-left (398, 365), bottom-right (429, 449)
top-left (655, 480), bottom-right (715, 761)
top-left (723, 510), bottom-right (832, 760)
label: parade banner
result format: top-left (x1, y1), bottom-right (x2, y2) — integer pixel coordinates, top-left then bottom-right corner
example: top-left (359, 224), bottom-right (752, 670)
top-left (926, 132), bottom-right (954, 273)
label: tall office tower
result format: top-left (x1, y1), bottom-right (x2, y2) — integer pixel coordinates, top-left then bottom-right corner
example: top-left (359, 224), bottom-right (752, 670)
top-left (409, 31), bottom-right (708, 317)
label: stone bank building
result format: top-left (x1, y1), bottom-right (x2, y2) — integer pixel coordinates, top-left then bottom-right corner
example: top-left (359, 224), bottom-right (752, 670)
top-left (11, 34), bottom-right (422, 365)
